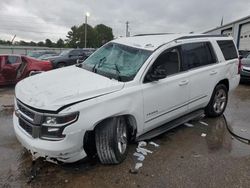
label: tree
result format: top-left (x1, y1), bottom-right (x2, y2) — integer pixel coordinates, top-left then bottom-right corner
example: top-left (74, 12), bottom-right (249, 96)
top-left (29, 41), bottom-right (37, 46)
top-left (56, 38), bottom-right (65, 48)
top-left (45, 39), bottom-right (53, 47)
top-left (37, 41), bottom-right (45, 47)
top-left (19, 40), bottom-right (29, 46)
top-left (65, 26), bottom-right (79, 48)
top-left (94, 24), bottom-right (114, 47)
top-left (65, 23), bottom-right (114, 48)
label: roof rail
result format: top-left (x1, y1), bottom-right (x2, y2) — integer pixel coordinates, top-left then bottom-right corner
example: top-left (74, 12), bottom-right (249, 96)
top-left (134, 33), bottom-right (174, 37)
top-left (176, 34), bottom-right (228, 40)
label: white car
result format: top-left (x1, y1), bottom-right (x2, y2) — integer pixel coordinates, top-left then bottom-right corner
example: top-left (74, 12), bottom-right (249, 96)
top-left (13, 34), bottom-right (240, 164)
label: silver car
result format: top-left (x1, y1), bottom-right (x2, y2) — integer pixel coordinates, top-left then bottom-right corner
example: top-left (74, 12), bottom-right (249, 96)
top-left (241, 53), bottom-right (250, 81)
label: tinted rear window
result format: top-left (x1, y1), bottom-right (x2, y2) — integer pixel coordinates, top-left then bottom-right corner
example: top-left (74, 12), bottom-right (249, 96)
top-left (181, 42), bottom-right (217, 70)
top-left (217, 40), bottom-right (238, 60)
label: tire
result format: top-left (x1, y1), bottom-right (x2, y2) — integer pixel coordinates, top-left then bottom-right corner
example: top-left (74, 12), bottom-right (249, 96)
top-left (205, 84), bottom-right (228, 117)
top-left (56, 62), bottom-right (65, 68)
top-left (95, 117), bottom-right (128, 164)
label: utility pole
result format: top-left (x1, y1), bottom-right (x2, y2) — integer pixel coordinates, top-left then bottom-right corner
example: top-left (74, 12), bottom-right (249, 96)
top-left (84, 12), bottom-right (90, 48)
top-left (126, 21), bottom-right (129, 37)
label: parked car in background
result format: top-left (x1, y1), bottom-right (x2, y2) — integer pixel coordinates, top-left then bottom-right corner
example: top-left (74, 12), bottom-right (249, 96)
top-left (27, 50), bottom-right (58, 59)
top-left (0, 55), bottom-right (52, 86)
top-left (240, 52), bottom-right (250, 81)
top-left (37, 53), bottom-right (59, 60)
top-left (50, 49), bottom-right (94, 68)
top-left (239, 50), bottom-right (250, 57)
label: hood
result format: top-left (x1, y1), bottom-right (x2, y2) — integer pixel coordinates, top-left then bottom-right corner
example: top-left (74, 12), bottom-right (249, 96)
top-left (15, 66), bottom-right (124, 111)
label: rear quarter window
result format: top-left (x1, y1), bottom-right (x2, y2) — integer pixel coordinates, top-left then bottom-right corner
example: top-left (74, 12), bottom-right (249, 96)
top-left (217, 40), bottom-right (238, 60)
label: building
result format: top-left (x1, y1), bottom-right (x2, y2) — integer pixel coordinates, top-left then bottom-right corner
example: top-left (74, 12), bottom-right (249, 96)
top-left (204, 15), bottom-right (250, 51)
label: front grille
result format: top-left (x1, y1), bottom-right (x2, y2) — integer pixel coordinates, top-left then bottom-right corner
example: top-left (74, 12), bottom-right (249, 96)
top-left (19, 118), bottom-right (33, 136)
top-left (17, 102), bottom-right (35, 120)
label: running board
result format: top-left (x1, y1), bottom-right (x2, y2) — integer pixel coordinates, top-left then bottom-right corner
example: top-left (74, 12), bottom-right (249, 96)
top-left (136, 109), bottom-right (204, 141)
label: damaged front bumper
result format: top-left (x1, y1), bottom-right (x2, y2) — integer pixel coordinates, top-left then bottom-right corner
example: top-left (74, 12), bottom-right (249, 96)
top-left (13, 113), bottom-right (87, 163)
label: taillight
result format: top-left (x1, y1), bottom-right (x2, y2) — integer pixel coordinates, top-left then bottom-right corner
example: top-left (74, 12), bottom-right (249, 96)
top-left (238, 57), bottom-right (242, 74)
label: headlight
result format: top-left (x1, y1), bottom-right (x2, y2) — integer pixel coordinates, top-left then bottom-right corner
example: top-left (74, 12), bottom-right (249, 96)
top-left (43, 112), bottom-right (79, 126)
top-left (41, 112), bottom-right (79, 140)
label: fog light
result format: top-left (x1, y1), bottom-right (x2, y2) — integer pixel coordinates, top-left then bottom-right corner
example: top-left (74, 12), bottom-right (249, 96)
top-left (47, 127), bottom-right (60, 132)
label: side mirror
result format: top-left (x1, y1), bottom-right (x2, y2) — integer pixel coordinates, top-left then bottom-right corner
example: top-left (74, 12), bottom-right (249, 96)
top-left (146, 66), bottom-right (167, 82)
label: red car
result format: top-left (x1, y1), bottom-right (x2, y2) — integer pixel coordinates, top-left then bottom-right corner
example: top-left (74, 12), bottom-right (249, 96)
top-left (0, 54), bottom-right (52, 86)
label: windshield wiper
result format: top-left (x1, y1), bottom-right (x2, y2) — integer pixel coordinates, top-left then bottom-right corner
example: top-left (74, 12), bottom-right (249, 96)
top-left (92, 57), bottom-right (106, 73)
top-left (114, 64), bottom-right (121, 81)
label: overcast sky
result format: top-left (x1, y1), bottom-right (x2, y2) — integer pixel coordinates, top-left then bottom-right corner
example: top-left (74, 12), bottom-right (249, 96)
top-left (0, 0), bottom-right (249, 42)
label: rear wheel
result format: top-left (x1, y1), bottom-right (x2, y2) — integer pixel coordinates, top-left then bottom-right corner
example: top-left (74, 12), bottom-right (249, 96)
top-left (205, 84), bottom-right (228, 117)
top-left (95, 117), bottom-right (128, 164)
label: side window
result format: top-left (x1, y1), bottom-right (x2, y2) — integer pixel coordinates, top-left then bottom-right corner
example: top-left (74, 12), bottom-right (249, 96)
top-left (69, 50), bottom-right (82, 56)
top-left (181, 42), bottom-right (217, 70)
top-left (147, 48), bottom-right (180, 79)
top-left (217, 40), bottom-right (238, 60)
top-left (6, 56), bottom-right (20, 64)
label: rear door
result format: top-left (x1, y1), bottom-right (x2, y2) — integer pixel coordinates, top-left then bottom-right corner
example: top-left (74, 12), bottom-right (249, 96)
top-left (180, 42), bottom-right (219, 112)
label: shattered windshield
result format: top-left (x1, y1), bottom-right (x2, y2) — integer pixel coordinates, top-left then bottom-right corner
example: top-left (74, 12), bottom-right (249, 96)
top-left (82, 42), bottom-right (152, 81)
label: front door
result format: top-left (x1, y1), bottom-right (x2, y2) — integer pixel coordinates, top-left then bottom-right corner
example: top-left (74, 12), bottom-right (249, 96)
top-left (142, 47), bottom-right (190, 132)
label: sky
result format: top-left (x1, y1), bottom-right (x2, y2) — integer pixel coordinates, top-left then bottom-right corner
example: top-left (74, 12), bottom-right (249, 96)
top-left (0, 0), bottom-right (249, 42)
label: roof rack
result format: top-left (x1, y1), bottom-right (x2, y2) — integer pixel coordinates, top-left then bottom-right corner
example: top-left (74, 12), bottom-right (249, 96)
top-left (134, 33), bottom-right (174, 37)
top-left (176, 34), bottom-right (228, 40)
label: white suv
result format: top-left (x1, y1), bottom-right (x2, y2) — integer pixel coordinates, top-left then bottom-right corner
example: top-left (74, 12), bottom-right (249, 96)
top-left (13, 34), bottom-right (240, 164)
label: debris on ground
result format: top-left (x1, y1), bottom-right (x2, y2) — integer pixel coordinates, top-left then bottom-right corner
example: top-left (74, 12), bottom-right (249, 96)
top-left (129, 169), bottom-right (138, 174)
top-left (138, 141), bottom-right (147, 147)
top-left (133, 152), bottom-right (145, 161)
top-left (135, 163), bottom-right (143, 170)
top-left (184, 122), bottom-right (194, 127)
top-left (201, 133), bottom-right (207, 137)
top-left (193, 154), bottom-right (201, 158)
top-left (199, 121), bottom-right (208, 126)
top-left (241, 129), bottom-right (247, 132)
top-left (131, 141), bottom-right (159, 174)
top-left (149, 141), bottom-right (160, 147)
top-left (136, 147), bottom-right (153, 156)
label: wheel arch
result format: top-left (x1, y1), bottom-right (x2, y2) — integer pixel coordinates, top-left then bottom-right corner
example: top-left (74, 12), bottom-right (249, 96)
top-left (83, 114), bottom-right (138, 157)
top-left (217, 78), bottom-right (229, 91)
top-left (93, 114), bottom-right (137, 138)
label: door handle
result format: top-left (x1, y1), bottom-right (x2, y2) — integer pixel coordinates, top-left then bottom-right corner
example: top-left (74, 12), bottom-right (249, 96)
top-left (179, 80), bottom-right (189, 86)
top-left (210, 70), bottom-right (218, 75)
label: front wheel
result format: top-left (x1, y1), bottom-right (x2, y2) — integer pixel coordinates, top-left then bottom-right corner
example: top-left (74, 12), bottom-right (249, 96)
top-left (95, 117), bottom-right (128, 164)
top-left (56, 62), bottom-right (65, 68)
top-left (205, 84), bottom-right (228, 117)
